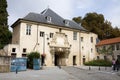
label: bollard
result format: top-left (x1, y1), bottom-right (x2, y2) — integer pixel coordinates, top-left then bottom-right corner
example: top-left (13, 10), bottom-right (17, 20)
top-left (105, 66), bottom-right (107, 70)
top-left (58, 65), bottom-right (61, 69)
top-left (16, 68), bottom-right (18, 74)
top-left (98, 66), bottom-right (100, 70)
top-left (89, 66), bottom-right (91, 70)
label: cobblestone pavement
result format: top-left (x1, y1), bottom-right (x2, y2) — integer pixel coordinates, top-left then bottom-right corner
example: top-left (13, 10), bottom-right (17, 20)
top-left (62, 66), bottom-right (120, 80)
top-left (0, 66), bottom-right (120, 80)
top-left (0, 67), bottom-right (73, 80)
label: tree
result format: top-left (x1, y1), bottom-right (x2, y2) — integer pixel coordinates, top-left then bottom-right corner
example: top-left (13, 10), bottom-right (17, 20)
top-left (0, 0), bottom-right (12, 49)
top-left (73, 12), bottom-right (120, 40)
top-left (0, 27), bottom-right (12, 49)
top-left (72, 16), bottom-right (82, 24)
top-left (0, 0), bottom-right (8, 27)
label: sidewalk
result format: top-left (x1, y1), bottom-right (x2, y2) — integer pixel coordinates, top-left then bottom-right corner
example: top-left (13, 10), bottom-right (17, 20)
top-left (75, 66), bottom-right (120, 75)
top-left (0, 66), bottom-right (78, 80)
top-left (75, 66), bottom-right (112, 71)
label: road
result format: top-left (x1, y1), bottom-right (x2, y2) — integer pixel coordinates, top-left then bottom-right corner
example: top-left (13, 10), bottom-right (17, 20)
top-left (62, 66), bottom-right (120, 80)
top-left (0, 66), bottom-right (120, 80)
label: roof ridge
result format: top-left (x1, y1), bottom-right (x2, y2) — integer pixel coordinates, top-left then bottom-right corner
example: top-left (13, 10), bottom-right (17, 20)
top-left (41, 8), bottom-right (48, 15)
top-left (96, 37), bottom-right (120, 46)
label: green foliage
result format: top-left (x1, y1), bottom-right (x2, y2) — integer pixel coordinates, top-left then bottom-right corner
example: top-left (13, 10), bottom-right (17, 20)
top-left (72, 16), bottom-right (82, 24)
top-left (0, 0), bottom-right (8, 26)
top-left (0, 27), bottom-right (12, 49)
top-left (84, 59), bottom-right (112, 66)
top-left (73, 12), bottom-right (120, 40)
top-left (27, 52), bottom-right (40, 69)
top-left (0, 0), bottom-right (12, 49)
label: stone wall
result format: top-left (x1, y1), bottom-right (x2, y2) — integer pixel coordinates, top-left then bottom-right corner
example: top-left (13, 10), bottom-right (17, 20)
top-left (0, 56), bottom-right (11, 73)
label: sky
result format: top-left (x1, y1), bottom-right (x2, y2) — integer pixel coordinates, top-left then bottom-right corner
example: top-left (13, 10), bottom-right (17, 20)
top-left (7, 0), bottom-right (120, 29)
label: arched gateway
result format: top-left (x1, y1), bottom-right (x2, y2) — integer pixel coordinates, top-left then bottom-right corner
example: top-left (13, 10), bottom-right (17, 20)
top-left (50, 32), bottom-right (71, 66)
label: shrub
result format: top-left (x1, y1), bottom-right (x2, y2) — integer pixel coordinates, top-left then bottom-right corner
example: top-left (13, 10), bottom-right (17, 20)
top-left (27, 52), bottom-right (40, 69)
top-left (84, 59), bottom-right (112, 67)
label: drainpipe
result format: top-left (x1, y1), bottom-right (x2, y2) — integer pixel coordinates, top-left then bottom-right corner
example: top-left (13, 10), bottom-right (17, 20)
top-left (79, 31), bottom-right (82, 65)
top-left (33, 24), bottom-right (39, 51)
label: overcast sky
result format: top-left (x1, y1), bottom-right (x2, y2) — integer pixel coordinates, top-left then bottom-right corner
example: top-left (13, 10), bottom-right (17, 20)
top-left (7, 0), bottom-right (120, 29)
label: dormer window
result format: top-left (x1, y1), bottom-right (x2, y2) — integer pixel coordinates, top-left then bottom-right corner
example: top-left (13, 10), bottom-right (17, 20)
top-left (64, 20), bottom-right (69, 26)
top-left (46, 16), bottom-right (52, 23)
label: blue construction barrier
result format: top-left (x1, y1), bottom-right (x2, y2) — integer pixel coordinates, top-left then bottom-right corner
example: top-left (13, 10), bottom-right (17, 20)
top-left (33, 58), bottom-right (41, 70)
top-left (11, 58), bottom-right (27, 72)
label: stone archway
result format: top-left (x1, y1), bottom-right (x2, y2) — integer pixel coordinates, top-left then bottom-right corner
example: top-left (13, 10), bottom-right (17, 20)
top-left (55, 47), bottom-right (70, 66)
top-left (49, 32), bottom-right (71, 66)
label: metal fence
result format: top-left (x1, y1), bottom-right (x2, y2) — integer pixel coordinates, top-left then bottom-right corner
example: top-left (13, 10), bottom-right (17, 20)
top-left (0, 56), bottom-right (11, 73)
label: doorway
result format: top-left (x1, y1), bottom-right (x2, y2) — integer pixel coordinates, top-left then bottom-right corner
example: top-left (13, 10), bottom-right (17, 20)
top-left (117, 55), bottom-right (120, 60)
top-left (73, 56), bottom-right (76, 65)
top-left (54, 53), bottom-right (66, 66)
top-left (54, 54), bottom-right (59, 66)
top-left (41, 55), bottom-right (45, 66)
top-left (83, 58), bottom-right (86, 64)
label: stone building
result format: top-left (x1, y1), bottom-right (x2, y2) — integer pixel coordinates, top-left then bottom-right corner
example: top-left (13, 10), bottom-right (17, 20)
top-left (96, 37), bottom-right (120, 60)
top-left (4, 8), bottom-right (98, 66)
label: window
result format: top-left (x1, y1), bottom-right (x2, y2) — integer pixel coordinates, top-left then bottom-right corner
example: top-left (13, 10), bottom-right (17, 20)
top-left (50, 33), bottom-right (54, 38)
top-left (40, 31), bottom-right (44, 37)
top-left (96, 48), bottom-right (99, 52)
top-left (64, 20), bottom-right (69, 26)
top-left (116, 44), bottom-right (120, 50)
top-left (65, 35), bottom-right (67, 38)
top-left (112, 45), bottom-right (115, 51)
top-left (73, 32), bottom-right (77, 40)
top-left (22, 54), bottom-right (27, 57)
top-left (59, 28), bottom-right (62, 32)
top-left (103, 46), bottom-right (106, 50)
top-left (81, 37), bottom-right (83, 42)
top-left (23, 48), bottom-right (26, 53)
top-left (26, 24), bottom-right (31, 35)
top-left (104, 56), bottom-right (107, 60)
top-left (46, 16), bottom-right (52, 23)
top-left (82, 46), bottom-right (84, 50)
top-left (12, 48), bottom-right (16, 52)
top-left (91, 37), bottom-right (93, 43)
top-left (11, 53), bottom-right (16, 58)
top-left (97, 56), bottom-right (99, 60)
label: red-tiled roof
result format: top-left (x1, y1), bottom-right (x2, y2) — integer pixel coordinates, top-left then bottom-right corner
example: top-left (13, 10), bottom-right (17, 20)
top-left (96, 37), bottom-right (120, 46)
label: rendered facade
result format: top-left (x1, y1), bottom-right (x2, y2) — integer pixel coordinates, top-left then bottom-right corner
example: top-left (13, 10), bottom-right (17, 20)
top-left (4, 8), bottom-right (98, 66)
top-left (96, 37), bottom-right (120, 60)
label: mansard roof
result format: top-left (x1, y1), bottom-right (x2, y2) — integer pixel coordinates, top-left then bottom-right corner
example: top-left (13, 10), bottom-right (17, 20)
top-left (21, 8), bottom-right (86, 31)
top-left (96, 37), bottom-right (120, 46)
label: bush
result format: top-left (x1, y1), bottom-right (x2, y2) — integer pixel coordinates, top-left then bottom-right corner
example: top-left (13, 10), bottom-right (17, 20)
top-left (27, 52), bottom-right (40, 69)
top-left (84, 59), bottom-right (112, 67)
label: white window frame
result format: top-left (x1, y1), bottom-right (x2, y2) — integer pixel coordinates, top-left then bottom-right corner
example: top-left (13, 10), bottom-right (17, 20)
top-left (26, 24), bottom-right (31, 35)
top-left (46, 16), bottom-right (52, 23)
top-left (73, 31), bottom-right (77, 40)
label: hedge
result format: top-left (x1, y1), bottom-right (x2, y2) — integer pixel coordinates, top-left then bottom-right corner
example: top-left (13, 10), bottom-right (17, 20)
top-left (84, 59), bottom-right (112, 67)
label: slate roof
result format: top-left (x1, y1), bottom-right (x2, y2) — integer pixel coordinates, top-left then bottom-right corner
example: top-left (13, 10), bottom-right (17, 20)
top-left (22, 8), bottom-right (86, 31)
top-left (96, 37), bottom-right (120, 46)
